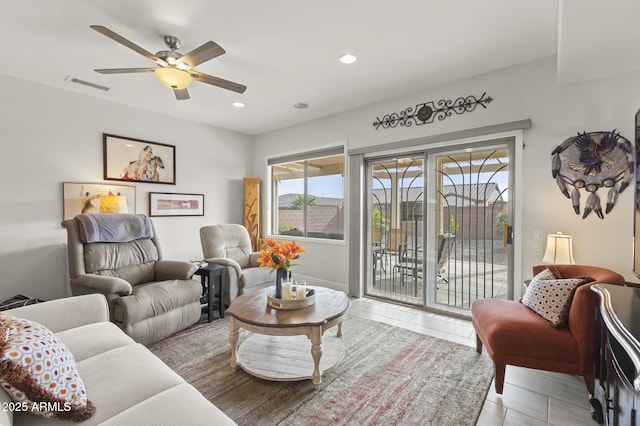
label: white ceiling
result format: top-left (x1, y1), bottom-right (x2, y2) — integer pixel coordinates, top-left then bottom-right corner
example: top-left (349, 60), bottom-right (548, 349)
top-left (557, 0), bottom-right (640, 85)
top-left (1, 1), bottom-right (635, 136)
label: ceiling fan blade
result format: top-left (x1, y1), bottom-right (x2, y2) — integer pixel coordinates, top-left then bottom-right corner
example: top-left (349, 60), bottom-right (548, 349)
top-left (95, 68), bottom-right (156, 74)
top-left (174, 88), bottom-right (190, 100)
top-left (91, 25), bottom-right (167, 66)
top-left (189, 70), bottom-right (246, 94)
top-left (179, 41), bottom-right (225, 69)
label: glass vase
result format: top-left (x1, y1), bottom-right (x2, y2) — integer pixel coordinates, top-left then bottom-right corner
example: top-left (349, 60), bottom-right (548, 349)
top-left (275, 269), bottom-right (291, 299)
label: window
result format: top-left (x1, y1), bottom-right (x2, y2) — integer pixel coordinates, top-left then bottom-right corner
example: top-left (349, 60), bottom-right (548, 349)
top-left (269, 147), bottom-right (345, 240)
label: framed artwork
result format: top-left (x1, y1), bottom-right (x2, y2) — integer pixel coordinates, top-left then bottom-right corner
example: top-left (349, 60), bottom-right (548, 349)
top-left (103, 133), bottom-right (176, 184)
top-left (63, 182), bottom-right (136, 221)
top-left (149, 192), bottom-right (204, 217)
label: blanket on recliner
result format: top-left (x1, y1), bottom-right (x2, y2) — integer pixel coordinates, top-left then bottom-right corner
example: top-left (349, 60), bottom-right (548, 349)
top-left (75, 213), bottom-right (154, 243)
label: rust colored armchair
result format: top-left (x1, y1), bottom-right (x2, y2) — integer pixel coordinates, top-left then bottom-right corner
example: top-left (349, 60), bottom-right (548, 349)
top-left (471, 264), bottom-right (625, 398)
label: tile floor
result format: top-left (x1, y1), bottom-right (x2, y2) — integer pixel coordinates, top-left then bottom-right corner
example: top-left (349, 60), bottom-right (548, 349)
top-left (349, 297), bottom-right (596, 426)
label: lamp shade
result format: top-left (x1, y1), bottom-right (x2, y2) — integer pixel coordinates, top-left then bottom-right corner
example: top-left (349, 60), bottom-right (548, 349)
top-left (542, 232), bottom-right (574, 264)
top-left (99, 192), bottom-right (128, 214)
top-left (154, 67), bottom-right (192, 89)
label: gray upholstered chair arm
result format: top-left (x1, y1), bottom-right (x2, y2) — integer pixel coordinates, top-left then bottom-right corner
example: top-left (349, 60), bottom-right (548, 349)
top-left (248, 252), bottom-right (263, 267)
top-left (205, 257), bottom-right (242, 277)
top-left (155, 260), bottom-right (198, 280)
top-left (70, 275), bottom-right (133, 296)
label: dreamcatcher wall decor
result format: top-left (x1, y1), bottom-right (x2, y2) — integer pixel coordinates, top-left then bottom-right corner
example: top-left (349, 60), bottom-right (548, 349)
top-left (551, 130), bottom-right (633, 219)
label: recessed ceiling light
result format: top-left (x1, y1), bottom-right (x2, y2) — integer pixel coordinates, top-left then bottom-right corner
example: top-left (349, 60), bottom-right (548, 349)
top-left (338, 53), bottom-right (357, 64)
top-left (232, 101), bottom-right (245, 108)
top-left (293, 102), bottom-right (308, 109)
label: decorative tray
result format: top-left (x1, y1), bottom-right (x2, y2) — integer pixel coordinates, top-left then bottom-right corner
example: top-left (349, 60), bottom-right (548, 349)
top-left (266, 286), bottom-right (316, 310)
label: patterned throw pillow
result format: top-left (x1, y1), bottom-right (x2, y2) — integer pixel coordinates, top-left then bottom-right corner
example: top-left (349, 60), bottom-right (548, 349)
top-left (0, 314), bottom-right (95, 421)
top-left (521, 267), bottom-right (594, 328)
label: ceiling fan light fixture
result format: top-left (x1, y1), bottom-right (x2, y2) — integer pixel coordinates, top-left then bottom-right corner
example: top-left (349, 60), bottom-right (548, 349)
top-left (154, 67), bottom-right (192, 89)
top-left (154, 58), bottom-right (169, 67)
top-left (90, 26), bottom-right (245, 98)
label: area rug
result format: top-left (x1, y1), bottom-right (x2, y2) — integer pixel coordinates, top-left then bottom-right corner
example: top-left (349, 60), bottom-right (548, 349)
top-left (148, 315), bottom-right (493, 426)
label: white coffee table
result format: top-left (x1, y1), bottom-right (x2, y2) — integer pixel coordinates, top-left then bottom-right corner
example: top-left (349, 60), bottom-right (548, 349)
top-left (226, 287), bottom-right (350, 388)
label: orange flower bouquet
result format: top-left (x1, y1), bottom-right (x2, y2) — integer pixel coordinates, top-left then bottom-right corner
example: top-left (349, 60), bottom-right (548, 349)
top-left (257, 238), bottom-right (305, 272)
top-left (257, 239), bottom-right (305, 299)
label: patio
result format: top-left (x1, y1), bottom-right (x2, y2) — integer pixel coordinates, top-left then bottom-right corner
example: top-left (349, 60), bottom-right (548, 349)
top-left (368, 239), bottom-right (509, 312)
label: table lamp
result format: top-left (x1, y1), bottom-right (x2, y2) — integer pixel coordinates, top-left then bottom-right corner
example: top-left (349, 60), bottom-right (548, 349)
top-left (542, 232), bottom-right (574, 264)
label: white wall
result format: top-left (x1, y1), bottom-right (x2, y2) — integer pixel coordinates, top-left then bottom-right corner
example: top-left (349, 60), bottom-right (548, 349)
top-left (3, 54), bottom-right (638, 304)
top-left (253, 56), bottom-right (640, 291)
top-left (0, 74), bottom-right (253, 302)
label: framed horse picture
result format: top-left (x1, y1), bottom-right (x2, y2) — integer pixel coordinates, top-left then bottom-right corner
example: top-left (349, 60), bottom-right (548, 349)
top-left (103, 134), bottom-right (176, 184)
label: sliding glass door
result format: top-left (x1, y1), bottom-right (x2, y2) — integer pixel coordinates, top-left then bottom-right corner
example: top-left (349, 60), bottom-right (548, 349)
top-left (366, 155), bottom-right (424, 305)
top-left (365, 141), bottom-right (513, 315)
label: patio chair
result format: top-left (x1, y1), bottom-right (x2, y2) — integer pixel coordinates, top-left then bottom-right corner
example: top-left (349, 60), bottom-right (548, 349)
top-left (436, 234), bottom-right (454, 285)
top-left (384, 228), bottom-right (406, 271)
top-left (395, 246), bottom-right (423, 279)
top-left (393, 234), bottom-right (453, 287)
top-left (372, 227), bottom-right (385, 272)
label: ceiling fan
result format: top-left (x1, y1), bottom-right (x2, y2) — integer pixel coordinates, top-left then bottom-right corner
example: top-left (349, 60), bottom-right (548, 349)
top-left (90, 25), bottom-right (246, 100)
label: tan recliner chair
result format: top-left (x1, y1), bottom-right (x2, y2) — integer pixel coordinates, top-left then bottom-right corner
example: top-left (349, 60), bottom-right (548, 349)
top-left (63, 214), bottom-right (202, 345)
top-left (200, 224), bottom-right (274, 304)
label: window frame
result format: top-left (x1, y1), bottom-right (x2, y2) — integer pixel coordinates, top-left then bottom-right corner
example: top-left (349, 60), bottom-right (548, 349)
top-left (267, 145), bottom-right (346, 242)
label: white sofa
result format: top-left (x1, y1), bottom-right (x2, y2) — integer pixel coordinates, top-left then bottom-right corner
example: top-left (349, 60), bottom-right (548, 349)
top-left (0, 294), bottom-right (236, 426)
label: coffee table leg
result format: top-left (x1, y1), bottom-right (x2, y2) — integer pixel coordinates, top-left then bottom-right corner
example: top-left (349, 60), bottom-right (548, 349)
top-left (229, 317), bottom-right (239, 369)
top-left (311, 326), bottom-right (323, 389)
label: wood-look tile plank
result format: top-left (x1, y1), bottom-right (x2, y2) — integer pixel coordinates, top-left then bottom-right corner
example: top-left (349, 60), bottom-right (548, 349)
top-left (503, 409), bottom-right (550, 426)
top-left (476, 400), bottom-right (507, 425)
top-left (548, 397), bottom-right (594, 425)
top-left (504, 367), bottom-right (590, 408)
top-left (485, 382), bottom-right (549, 422)
top-left (441, 332), bottom-right (475, 348)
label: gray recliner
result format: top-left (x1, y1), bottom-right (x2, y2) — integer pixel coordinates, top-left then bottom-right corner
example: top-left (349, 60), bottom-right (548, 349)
top-left (200, 224), bottom-right (274, 304)
top-left (62, 214), bottom-right (202, 345)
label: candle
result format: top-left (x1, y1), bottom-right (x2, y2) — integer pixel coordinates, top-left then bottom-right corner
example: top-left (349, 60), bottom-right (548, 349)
top-left (296, 287), bottom-right (306, 299)
top-left (281, 282), bottom-right (292, 300)
top-left (295, 280), bottom-right (307, 299)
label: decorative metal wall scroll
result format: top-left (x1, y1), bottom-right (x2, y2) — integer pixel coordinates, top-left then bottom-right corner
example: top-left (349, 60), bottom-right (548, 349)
top-left (551, 130), bottom-right (633, 219)
top-left (372, 92), bottom-right (493, 130)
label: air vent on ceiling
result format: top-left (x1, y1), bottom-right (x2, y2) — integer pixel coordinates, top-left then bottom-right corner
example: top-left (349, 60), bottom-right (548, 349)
top-left (65, 76), bottom-right (110, 92)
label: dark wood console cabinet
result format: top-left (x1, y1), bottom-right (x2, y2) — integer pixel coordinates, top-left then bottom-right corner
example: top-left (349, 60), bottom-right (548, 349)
top-left (592, 284), bottom-right (640, 425)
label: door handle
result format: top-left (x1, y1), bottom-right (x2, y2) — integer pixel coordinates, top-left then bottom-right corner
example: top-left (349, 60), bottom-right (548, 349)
top-left (503, 225), bottom-right (513, 246)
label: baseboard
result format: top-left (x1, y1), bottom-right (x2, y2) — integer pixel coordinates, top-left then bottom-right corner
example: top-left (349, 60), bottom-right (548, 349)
top-left (291, 274), bottom-right (348, 294)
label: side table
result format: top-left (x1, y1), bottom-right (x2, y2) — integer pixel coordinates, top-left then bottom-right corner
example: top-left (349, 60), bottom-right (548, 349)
top-left (193, 263), bottom-right (226, 321)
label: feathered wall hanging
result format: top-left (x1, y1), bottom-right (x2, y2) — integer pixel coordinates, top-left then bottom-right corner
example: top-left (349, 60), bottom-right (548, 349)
top-left (551, 130), bottom-right (633, 219)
